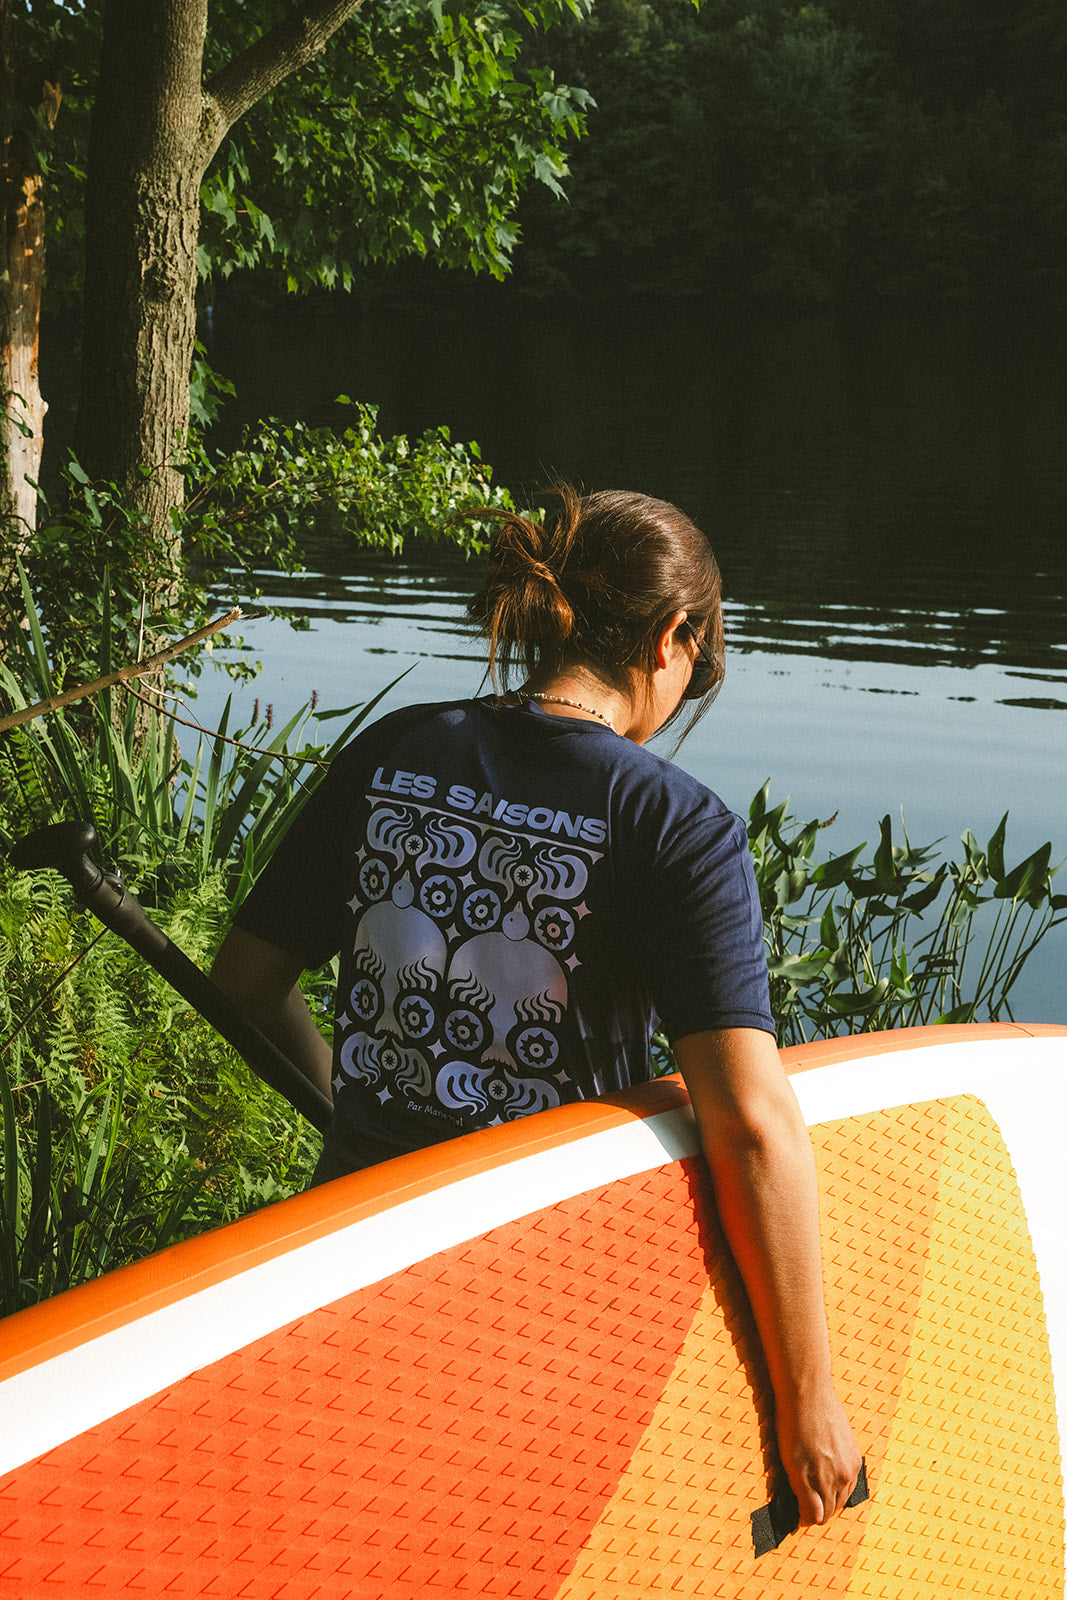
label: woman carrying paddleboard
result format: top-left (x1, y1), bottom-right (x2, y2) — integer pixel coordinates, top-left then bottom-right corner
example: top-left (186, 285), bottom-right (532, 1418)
top-left (212, 486), bottom-right (862, 1527)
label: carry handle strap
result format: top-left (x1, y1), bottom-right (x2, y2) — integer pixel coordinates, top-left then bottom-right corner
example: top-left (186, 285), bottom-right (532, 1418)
top-left (751, 1457), bottom-right (868, 1557)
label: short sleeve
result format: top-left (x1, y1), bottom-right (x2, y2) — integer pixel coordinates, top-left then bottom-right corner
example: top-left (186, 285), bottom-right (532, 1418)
top-left (637, 802), bottom-right (775, 1041)
top-left (232, 700), bottom-right (471, 969)
top-left (234, 748), bottom-right (361, 968)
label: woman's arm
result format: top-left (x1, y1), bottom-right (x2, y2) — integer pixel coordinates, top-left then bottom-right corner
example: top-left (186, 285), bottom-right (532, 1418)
top-left (672, 1026), bottom-right (861, 1526)
top-left (210, 926), bottom-right (334, 1103)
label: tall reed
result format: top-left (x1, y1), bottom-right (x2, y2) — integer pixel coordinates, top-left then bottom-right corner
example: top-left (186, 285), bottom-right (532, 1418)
top-left (0, 582), bottom-right (395, 1314)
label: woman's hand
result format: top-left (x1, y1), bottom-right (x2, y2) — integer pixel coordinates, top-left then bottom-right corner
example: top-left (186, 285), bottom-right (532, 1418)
top-left (776, 1386), bottom-right (863, 1525)
top-left (673, 1028), bottom-right (863, 1531)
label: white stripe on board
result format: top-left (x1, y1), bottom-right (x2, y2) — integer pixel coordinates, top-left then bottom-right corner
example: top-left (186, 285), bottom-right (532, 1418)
top-left (1, 1033), bottom-right (1063, 1500)
top-left (0, 1107), bottom-right (699, 1478)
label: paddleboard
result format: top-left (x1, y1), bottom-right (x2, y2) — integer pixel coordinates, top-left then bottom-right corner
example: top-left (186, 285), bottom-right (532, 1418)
top-left (1, 1021), bottom-right (1064, 1596)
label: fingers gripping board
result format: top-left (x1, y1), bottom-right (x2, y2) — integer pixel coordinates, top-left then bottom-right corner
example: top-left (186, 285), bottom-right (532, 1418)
top-left (0, 1024), bottom-right (1064, 1596)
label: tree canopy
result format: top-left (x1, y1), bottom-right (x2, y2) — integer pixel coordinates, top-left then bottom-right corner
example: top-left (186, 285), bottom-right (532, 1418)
top-left (197, 0), bottom-right (591, 291)
top-left (1, 0), bottom-right (591, 564)
top-left (514, 0), bottom-right (1067, 302)
top-left (21, 0), bottom-right (590, 300)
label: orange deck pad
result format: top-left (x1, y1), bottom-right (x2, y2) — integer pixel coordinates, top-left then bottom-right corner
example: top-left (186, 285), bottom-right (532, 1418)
top-left (1, 1091), bottom-right (1060, 1597)
top-left (0, 1077), bottom-right (695, 1388)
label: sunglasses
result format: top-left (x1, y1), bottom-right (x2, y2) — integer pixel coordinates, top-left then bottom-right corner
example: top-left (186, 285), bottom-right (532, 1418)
top-left (679, 618), bottom-right (725, 702)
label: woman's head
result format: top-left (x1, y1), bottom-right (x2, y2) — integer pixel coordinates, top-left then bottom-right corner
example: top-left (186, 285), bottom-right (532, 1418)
top-left (468, 486), bottom-right (725, 736)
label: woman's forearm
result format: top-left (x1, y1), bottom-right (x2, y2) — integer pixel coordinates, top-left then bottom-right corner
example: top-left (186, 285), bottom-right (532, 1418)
top-left (673, 1027), bottom-right (861, 1525)
top-left (703, 1093), bottom-right (833, 1401)
top-left (210, 926), bottom-right (334, 1102)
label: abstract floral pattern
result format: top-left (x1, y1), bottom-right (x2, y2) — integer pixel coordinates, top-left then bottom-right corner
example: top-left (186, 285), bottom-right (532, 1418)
top-left (335, 798), bottom-right (601, 1127)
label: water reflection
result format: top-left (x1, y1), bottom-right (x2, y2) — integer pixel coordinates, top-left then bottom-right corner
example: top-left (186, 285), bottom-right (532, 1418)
top-left (208, 298), bottom-right (1067, 631)
top-left (196, 297), bottom-right (1066, 1020)
top-left (217, 553), bottom-right (1067, 685)
top-left (195, 552), bottom-right (1066, 1024)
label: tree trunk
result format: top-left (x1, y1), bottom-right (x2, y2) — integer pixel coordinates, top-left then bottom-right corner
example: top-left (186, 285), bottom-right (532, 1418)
top-left (73, 0), bottom-right (364, 619)
top-left (74, 0), bottom-right (208, 613)
top-left (0, 0), bottom-right (60, 611)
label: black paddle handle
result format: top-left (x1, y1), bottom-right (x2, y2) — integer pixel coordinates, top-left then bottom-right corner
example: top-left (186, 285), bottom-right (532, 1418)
top-left (10, 821), bottom-right (333, 1134)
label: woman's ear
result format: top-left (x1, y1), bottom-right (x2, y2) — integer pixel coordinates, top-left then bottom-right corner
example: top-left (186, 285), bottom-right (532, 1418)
top-left (654, 609), bottom-right (689, 671)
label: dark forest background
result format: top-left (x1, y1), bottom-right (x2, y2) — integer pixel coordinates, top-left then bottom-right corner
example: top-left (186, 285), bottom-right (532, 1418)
top-left (363, 0), bottom-right (1067, 306)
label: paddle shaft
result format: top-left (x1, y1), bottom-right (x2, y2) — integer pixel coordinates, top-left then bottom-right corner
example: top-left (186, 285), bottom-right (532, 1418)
top-left (10, 823), bottom-right (333, 1134)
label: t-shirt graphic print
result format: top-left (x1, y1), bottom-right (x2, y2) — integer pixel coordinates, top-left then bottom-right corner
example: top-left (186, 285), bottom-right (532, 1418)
top-left (338, 793), bottom-right (602, 1130)
top-left (234, 697), bottom-right (774, 1177)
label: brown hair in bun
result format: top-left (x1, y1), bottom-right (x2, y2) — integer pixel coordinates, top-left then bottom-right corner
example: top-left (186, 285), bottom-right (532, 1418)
top-left (467, 485), bottom-right (724, 736)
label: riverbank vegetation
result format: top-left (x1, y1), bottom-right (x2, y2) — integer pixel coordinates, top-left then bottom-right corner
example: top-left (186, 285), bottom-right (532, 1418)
top-left (9, 0), bottom-right (1064, 628)
top-left (0, 590), bottom-right (357, 1316)
top-left (192, 0), bottom-right (1067, 311)
top-left (1, 0), bottom-right (1064, 1315)
top-left (2, 582), bottom-right (1063, 1315)
top-left (0, 0), bottom-right (585, 1314)
top-left (25, 400), bottom-right (512, 690)
top-left (1, 0), bottom-right (589, 608)
top-left (512, 0), bottom-right (1067, 303)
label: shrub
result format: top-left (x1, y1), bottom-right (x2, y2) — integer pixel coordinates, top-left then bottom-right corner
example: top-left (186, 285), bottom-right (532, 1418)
top-left (748, 781), bottom-right (1066, 1044)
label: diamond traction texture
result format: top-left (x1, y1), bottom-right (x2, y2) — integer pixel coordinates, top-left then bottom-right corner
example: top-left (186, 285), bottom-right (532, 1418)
top-left (0, 1162), bottom-right (711, 1595)
top-left (0, 1096), bottom-right (1062, 1597)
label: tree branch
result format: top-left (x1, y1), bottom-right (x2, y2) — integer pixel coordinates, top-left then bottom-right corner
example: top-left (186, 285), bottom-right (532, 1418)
top-left (0, 607), bottom-right (242, 733)
top-left (200, 0), bottom-right (365, 163)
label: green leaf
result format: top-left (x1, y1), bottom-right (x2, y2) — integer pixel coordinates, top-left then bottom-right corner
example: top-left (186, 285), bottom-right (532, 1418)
top-left (901, 873), bottom-right (945, 913)
top-left (986, 813), bottom-right (1008, 882)
top-left (0, 1054), bottom-right (22, 1273)
top-left (872, 815), bottom-right (895, 881)
top-left (994, 842), bottom-right (1052, 906)
top-left (765, 953), bottom-right (831, 983)
top-left (958, 830), bottom-right (989, 883)
top-left (812, 845), bottom-right (865, 888)
top-left (935, 1003), bottom-right (979, 1024)
top-left (824, 978), bottom-right (892, 1016)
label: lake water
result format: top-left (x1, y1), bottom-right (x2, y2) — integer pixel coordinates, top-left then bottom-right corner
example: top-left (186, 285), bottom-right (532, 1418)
top-left (193, 294), bottom-right (1066, 1022)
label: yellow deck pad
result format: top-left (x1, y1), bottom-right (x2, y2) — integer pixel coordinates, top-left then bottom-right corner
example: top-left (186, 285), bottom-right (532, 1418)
top-left (844, 1096), bottom-right (1062, 1598)
top-left (554, 1096), bottom-right (1063, 1597)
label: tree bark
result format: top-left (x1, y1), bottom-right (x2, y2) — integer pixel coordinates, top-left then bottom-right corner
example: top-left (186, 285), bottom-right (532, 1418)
top-left (0, 0), bottom-right (60, 605)
top-left (74, 0), bottom-right (208, 596)
top-left (74, 0), bottom-right (364, 611)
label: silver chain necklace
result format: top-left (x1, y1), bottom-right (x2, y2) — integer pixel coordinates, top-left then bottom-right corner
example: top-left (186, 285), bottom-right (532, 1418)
top-left (525, 692), bottom-right (616, 732)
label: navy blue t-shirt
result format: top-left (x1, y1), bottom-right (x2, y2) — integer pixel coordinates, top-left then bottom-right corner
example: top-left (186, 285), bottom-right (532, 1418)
top-left (235, 698), bottom-right (774, 1176)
